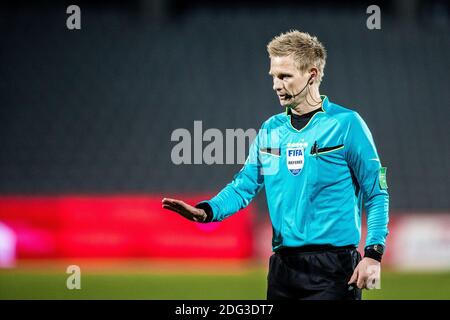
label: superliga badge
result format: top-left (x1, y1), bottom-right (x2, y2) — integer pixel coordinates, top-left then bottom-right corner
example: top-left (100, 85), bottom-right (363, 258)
top-left (286, 147), bottom-right (304, 176)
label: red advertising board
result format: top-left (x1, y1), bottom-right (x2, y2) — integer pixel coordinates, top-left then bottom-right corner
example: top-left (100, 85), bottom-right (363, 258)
top-left (0, 195), bottom-right (255, 259)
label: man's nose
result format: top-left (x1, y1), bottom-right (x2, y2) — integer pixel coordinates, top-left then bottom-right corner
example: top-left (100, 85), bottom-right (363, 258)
top-left (273, 78), bottom-right (283, 91)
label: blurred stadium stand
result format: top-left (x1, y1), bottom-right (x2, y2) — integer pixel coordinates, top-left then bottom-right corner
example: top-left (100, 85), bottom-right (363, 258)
top-left (0, 1), bottom-right (449, 267)
top-left (0, 0), bottom-right (448, 210)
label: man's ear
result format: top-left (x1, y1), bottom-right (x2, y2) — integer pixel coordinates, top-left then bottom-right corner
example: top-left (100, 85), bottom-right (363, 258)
top-left (309, 68), bottom-right (319, 84)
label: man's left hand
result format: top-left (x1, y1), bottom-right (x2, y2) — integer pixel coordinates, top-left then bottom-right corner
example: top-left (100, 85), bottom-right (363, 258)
top-left (348, 257), bottom-right (381, 289)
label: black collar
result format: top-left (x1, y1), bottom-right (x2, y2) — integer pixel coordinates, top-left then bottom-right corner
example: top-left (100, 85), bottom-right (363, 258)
top-left (288, 106), bottom-right (322, 119)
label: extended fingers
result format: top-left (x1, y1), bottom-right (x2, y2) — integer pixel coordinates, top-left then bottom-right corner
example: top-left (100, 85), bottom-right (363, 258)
top-left (162, 198), bottom-right (179, 205)
top-left (162, 203), bottom-right (183, 214)
top-left (163, 198), bottom-right (191, 210)
top-left (162, 199), bottom-right (197, 221)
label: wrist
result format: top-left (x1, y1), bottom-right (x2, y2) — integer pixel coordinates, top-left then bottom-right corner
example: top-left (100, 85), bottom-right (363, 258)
top-left (364, 244), bottom-right (384, 262)
top-left (198, 209), bottom-right (207, 222)
top-left (195, 202), bottom-right (213, 223)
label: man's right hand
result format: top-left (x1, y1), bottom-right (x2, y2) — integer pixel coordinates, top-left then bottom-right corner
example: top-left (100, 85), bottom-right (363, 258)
top-left (161, 198), bottom-right (207, 222)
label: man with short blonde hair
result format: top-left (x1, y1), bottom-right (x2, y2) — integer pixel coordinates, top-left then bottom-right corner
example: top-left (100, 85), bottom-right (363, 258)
top-left (267, 30), bottom-right (327, 84)
top-left (163, 30), bottom-right (389, 300)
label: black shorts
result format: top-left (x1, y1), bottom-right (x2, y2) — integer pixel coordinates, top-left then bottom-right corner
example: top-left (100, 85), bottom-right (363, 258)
top-left (267, 245), bottom-right (362, 300)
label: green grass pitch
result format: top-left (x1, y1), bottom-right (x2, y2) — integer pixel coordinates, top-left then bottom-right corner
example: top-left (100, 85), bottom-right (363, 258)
top-left (1, 265), bottom-right (449, 299)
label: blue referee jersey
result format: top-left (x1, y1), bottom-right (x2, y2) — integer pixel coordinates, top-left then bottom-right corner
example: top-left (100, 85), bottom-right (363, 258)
top-left (200, 96), bottom-right (389, 251)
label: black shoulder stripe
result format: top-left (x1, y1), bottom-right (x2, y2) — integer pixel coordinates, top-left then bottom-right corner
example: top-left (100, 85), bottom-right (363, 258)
top-left (259, 147), bottom-right (280, 156)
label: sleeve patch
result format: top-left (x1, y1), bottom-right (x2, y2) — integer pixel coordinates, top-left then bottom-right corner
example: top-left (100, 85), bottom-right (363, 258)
top-left (379, 167), bottom-right (388, 189)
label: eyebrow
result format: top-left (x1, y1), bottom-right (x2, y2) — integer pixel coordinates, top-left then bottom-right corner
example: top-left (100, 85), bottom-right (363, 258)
top-left (268, 71), bottom-right (293, 77)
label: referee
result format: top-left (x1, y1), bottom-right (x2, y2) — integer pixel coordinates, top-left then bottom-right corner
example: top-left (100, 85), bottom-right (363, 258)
top-left (162, 30), bottom-right (389, 300)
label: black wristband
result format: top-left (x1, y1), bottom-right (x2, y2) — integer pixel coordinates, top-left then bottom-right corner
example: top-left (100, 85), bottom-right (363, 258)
top-left (195, 202), bottom-right (213, 223)
top-left (364, 245), bottom-right (384, 262)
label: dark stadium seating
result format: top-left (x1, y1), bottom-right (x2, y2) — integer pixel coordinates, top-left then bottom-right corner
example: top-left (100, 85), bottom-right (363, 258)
top-left (0, 4), bottom-right (449, 211)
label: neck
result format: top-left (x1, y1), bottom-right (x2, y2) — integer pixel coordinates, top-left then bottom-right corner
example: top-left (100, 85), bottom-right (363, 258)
top-left (290, 86), bottom-right (322, 116)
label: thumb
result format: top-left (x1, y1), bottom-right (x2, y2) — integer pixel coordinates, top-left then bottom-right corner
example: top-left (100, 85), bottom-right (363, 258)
top-left (348, 268), bottom-right (358, 284)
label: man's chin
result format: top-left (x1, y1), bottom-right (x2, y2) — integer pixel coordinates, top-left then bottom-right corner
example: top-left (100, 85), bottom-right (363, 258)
top-left (279, 100), bottom-right (294, 109)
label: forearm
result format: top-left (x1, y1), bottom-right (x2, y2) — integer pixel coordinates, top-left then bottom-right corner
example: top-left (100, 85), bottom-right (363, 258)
top-left (197, 182), bottom-right (257, 222)
top-left (364, 192), bottom-right (389, 261)
top-left (365, 192), bottom-right (389, 246)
